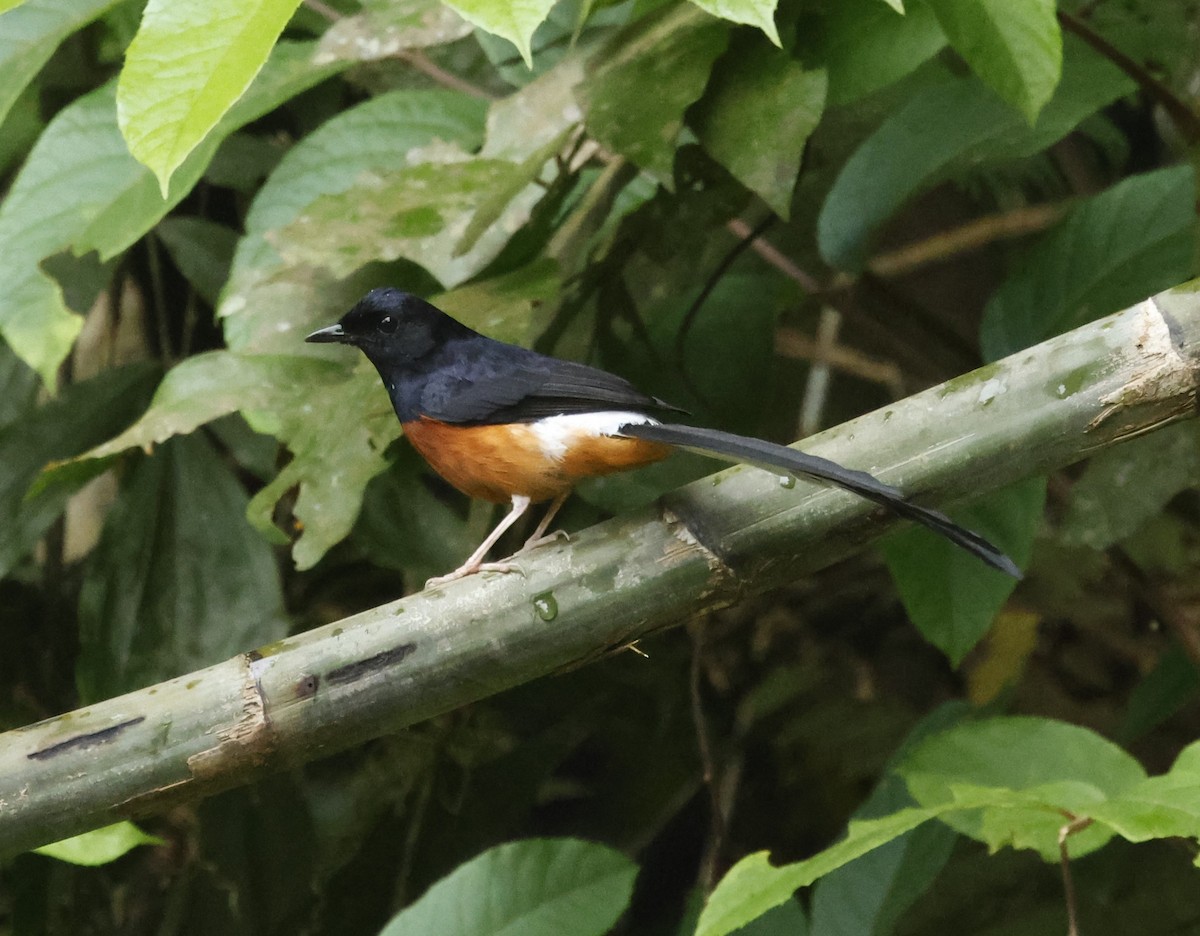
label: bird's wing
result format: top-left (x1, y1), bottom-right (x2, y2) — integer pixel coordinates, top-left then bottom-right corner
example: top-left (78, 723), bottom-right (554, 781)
top-left (420, 351), bottom-right (683, 425)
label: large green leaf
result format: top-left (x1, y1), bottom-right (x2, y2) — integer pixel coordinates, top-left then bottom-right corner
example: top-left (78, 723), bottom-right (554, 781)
top-left (882, 477), bottom-right (1045, 665)
top-left (821, 0), bottom-right (945, 105)
top-left (0, 362), bottom-right (159, 579)
top-left (66, 351), bottom-right (388, 569)
top-left (695, 49), bottom-right (825, 217)
top-left (0, 42), bottom-right (341, 387)
top-left (378, 838), bottom-right (638, 936)
top-left (270, 149), bottom-right (542, 288)
top-left (220, 89), bottom-right (487, 354)
top-left (923, 0), bottom-right (1061, 122)
top-left (81, 352), bottom-right (346, 460)
top-left (118, 0), bottom-right (304, 194)
top-left (0, 0), bottom-right (122, 128)
top-left (696, 807), bottom-right (951, 936)
top-left (688, 0), bottom-right (778, 46)
top-left (156, 217), bottom-right (239, 306)
top-left (246, 367), bottom-right (402, 569)
top-left (581, 4), bottom-right (729, 183)
top-left (1061, 421), bottom-right (1200, 551)
top-left (0, 339), bottom-right (40, 430)
top-left (899, 717), bottom-right (1147, 860)
top-left (980, 166), bottom-right (1196, 360)
top-left (817, 36), bottom-right (1133, 271)
top-left (77, 431), bottom-right (289, 701)
top-left (314, 0), bottom-right (472, 64)
top-left (809, 705), bottom-right (964, 936)
top-left (440, 0), bottom-right (555, 66)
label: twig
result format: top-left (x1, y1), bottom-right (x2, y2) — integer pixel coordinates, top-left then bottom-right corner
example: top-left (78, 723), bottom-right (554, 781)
top-left (867, 202), bottom-right (1073, 278)
top-left (398, 50), bottom-right (496, 101)
top-left (689, 620), bottom-right (725, 891)
top-left (677, 215), bottom-right (776, 371)
top-left (1057, 9), bottom-right (1200, 145)
top-left (303, 0), bottom-right (342, 21)
top-left (725, 217), bottom-right (822, 294)
top-left (303, 0), bottom-right (496, 100)
top-left (799, 307), bottom-right (842, 437)
top-left (1059, 813), bottom-right (1094, 936)
top-left (775, 327), bottom-right (906, 396)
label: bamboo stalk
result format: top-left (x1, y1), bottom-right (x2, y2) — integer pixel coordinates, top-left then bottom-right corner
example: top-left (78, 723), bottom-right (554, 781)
top-left (2, 287), bottom-right (1199, 859)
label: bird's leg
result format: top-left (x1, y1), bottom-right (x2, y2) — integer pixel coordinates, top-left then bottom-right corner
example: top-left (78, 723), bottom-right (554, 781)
top-left (425, 495), bottom-right (532, 587)
top-left (519, 492), bottom-right (570, 552)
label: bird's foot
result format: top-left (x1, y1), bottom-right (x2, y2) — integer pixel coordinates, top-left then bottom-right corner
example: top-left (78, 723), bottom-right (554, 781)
top-left (518, 529), bottom-right (570, 554)
top-left (424, 560), bottom-right (521, 589)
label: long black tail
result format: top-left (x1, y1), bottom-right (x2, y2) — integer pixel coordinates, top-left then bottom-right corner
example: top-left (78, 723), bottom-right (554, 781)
top-left (619, 422), bottom-right (1020, 579)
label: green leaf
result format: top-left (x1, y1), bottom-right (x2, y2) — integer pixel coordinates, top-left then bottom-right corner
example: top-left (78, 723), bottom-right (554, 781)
top-left (378, 838), bottom-right (638, 936)
top-left (695, 49), bottom-right (825, 217)
top-left (687, 0), bottom-right (778, 46)
top-left (117, 0), bottom-right (304, 194)
top-left (821, 0), bottom-right (945, 105)
top-left (899, 717), bottom-right (1148, 861)
top-left (0, 0), bottom-right (122, 128)
top-left (156, 217), bottom-right (239, 306)
top-left (440, 0), bottom-right (556, 66)
top-left (436, 258), bottom-right (562, 344)
top-left (33, 821), bottom-right (163, 866)
top-left (220, 89), bottom-right (487, 354)
top-left (923, 0), bottom-right (1061, 122)
top-left (1061, 421), bottom-right (1200, 551)
top-left (1089, 758), bottom-right (1200, 846)
top-left (1120, 647), bottom-right (1200, 743)
top-left (809, 705), bottom-right (965, 936)
top-left (817, 36), bottom-right (1133, 271)
top-left (734, 899), bottom-right (809, 935)
top-left (980, 166), bottom-right (1196, 360)
top-left (696, 808), bottom-right (949, 936)
top-left (271, 149), bottom-right (541, 287)
top-left (79, 352), bottom-right (345, 460)
top-left (352, 448), bottom-right (477, 581)
top-left (582, 4), bottom-right (729, 183)
top-left (882, 477), bottom-right (1045, 665)
top-left (0, 363), bottom-right (159, 579)
top-left (77, 432), bottom-right (289, 700)
top-left (314, 0), bottom-right (472, 63)
top-left (246, 367), bottom-right (401, 568)
top-left (0, 43), bottom-right (340, 387)
top-left (878, 0), bottom-right (903, 10)
top-left (0, 338), bottom-right (40, 430)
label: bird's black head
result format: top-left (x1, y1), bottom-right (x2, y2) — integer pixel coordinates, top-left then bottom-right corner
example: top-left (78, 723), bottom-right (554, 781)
top-left (305, 288), bottom-right (472, 368)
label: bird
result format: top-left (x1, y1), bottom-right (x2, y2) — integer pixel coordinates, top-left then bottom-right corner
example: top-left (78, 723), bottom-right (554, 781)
top-left (306, 287), bottom-right (1020, 585)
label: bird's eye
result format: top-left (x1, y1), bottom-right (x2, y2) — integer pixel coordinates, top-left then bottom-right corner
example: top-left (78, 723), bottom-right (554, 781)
top-left (378, 315), bottom-right (398, 334)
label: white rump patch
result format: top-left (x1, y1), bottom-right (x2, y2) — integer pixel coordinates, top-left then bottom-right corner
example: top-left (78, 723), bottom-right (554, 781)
top-left (531, 411), bottom-right (659, 460)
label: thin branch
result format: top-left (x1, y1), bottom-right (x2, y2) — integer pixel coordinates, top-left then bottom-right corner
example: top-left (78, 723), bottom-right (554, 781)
top-left (3, 291), bottom-right (1199, 858)
top-left (303, 0), bottom-right (495, 100)
top-left (689, 620), bottom-right (725, 892)
top-left (1057, 9), bottom-right (1200, 145)
top-left (302, 0), bottom-right (342, 21)
top-left (677, 215), bottom-right (776, 369)
top-left (725, 217), bottom-right (822, 294)
top-left (775, 326), bottom-right (906, 397)
top-left (799, 307), bottom-right (842, 437)
top-left (398, 50), bottom-right (496, 101)
top-left (867, 202), bottom-right (1073, 278)
top-left (1059, 813), bottom-right (1094, 936)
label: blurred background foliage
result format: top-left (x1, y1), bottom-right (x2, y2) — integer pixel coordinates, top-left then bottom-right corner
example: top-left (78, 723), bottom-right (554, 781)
top-left (1, 0), bottom-right (1200, 932)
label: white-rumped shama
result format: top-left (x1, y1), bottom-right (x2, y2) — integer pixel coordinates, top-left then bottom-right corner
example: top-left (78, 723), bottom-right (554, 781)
top-left (307, 287), bottom-right (1020, 584)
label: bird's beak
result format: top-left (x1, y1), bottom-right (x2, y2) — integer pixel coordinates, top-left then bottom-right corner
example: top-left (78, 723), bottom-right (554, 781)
top-left (305, 323), bottom-right (346, 343)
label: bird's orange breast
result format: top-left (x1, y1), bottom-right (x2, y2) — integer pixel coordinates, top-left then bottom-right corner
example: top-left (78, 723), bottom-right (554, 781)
top-left (401, 416), bottom-right (670, 504)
